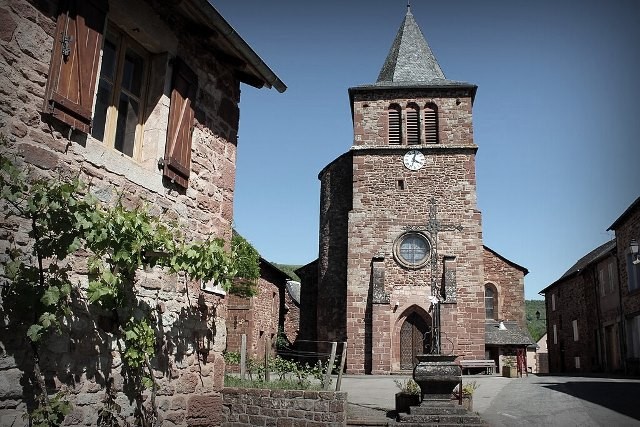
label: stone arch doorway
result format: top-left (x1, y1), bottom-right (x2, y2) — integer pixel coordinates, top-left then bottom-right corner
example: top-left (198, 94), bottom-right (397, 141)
top-left (399, 309), bottom-right (432, 370)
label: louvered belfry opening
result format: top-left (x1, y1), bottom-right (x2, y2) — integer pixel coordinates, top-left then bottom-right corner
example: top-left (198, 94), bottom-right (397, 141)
top-left (406, 105), bottom-right (419, 145)
top-left (424, 103), bottom-right (438, 144)
top-left (388, 105), bottom-right (401, 145)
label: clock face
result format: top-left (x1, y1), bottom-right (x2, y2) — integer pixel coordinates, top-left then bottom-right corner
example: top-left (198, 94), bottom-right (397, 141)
top-left (403, 150), bottom-right (425, 171)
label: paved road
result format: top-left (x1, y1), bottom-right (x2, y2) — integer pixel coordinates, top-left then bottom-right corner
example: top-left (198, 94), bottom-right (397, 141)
top-left (338, 374), bottom-right (640, 426)
top-left (479, 375), bottom-right (640, 427)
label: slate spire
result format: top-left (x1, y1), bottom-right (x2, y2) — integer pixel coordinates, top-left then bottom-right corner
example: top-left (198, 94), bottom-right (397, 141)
top-left (376, 7), bottom-right (446, 84)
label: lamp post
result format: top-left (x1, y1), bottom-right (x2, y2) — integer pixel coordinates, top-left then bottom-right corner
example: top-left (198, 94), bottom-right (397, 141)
top-left (631, 239), bottom-right (640, 265)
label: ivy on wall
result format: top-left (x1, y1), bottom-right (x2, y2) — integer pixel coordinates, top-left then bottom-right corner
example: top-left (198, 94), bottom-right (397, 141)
top-left (0, 135), bottom-right (259, 426)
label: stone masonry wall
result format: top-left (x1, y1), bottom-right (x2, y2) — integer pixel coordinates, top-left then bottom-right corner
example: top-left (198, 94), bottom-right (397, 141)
top-left (329, 90), bottom-right (484, 374)
top-left (545, 274), bottom-right (596, 373)
top-left (0, 1), bottom-right (243, 425)
top-left (613, 205), bottom-right (640, 320)
top-left (283, 287), bottom-right (300, 345)
top-left (222, 388), bottom-right (347, 427)
top-left (227, 268), bottom-right (284, 360)
top-left (317, 154), bottom-right (352, 355)
top-left (482, 248), bottom-right (526, 327)
top-left (612, 202), bottom-right (640, 375)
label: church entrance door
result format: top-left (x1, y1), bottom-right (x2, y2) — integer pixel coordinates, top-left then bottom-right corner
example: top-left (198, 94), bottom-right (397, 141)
top-left (400, 312), bottom-right (430, 370)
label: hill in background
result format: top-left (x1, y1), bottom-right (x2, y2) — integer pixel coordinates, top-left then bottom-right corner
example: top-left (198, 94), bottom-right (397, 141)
top-left (272, 263), bottom-right (302, 282)
top-left (525, 299), bottom-right (546, 342)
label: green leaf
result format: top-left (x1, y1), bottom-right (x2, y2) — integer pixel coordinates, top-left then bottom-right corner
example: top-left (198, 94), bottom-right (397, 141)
top-left (27, 324), bottom-right (43, 342)
top-left (41, 286), bottom-right (61, 306)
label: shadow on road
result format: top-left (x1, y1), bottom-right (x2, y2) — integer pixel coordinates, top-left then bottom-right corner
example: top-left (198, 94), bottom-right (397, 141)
top-left (539, 380), bottom-right (640, 420)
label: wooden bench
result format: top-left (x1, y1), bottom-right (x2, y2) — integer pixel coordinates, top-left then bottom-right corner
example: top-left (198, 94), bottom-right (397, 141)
top-left (460, 359), bottom-right (497, 375)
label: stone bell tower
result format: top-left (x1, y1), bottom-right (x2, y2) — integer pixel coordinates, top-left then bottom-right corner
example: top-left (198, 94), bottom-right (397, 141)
top-left (314, 6), bottom-right (484, 374)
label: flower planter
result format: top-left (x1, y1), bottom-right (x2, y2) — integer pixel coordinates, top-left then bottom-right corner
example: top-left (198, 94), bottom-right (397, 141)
top-left (395, 392), bottom-right (420, 414)
top-left (502, 366), bottom-right (517, 378)
top-left (462, 395), bottom-right (473, 411)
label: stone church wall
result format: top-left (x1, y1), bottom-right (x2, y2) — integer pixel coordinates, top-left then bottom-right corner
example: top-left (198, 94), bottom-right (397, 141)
top-left (0, 1), bottom-right (242, 424)
top-left (336, 91), bottom-right (484, 373)
top-left (483, 248), bottom-right (527, 327)
top-left (317, 154), bottom-right (353, 354)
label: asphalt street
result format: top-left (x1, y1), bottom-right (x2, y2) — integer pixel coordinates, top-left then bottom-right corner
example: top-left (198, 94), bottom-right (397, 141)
top-left (338, 374), bottom-right (640, 426)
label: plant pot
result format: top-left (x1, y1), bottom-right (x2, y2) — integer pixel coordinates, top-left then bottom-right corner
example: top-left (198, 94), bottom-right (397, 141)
top-left (395, 392), bottom-right (420, 414)
top-left (462, 395), bottom-right (473, 411)
top-left (502, 366), bottom-right (517, 378)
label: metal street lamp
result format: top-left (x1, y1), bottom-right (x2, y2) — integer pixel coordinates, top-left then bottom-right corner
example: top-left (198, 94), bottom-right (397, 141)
top-left (631, 239), bottom-right (640, 265)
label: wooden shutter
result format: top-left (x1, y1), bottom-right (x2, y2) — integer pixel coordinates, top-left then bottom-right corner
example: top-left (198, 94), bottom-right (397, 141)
top-left (424, 104), bottom-right (438, 144)
top-left (164, 58), bottom-right (198, 189)
top-left (406, 107), bottom-right (419, 145)
top-left (42, 0), bottom-right (108, 134)
top-left (388, 107), bottom-right (401, 145)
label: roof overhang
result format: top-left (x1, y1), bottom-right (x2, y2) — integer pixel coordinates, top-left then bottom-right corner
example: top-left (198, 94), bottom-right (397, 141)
top-left (166, 0), bottom-right (286, 93)
top-left (608, 196), bottom-right (640, 231)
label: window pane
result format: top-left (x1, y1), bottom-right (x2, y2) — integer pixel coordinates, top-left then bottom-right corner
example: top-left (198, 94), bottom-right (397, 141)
top-left (114, 93), bottom-right (139, 157)
top-left (399, 235), bottom-right (429, 264)
top-left (101, 36), bottom-right (118, 82)
top-left (91, 79), bottom-right (113, 142)
top-left (485, 287), bottom-right (494, 319)
top-left (122, 48), bottom-right (144, 96)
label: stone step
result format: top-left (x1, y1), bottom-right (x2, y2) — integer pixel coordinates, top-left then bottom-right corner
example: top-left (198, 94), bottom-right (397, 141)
top-left (391, 423), bottom-right (488, 427)
top-left (396, 413), bottom-right (485, 424)
top-left (409, 404), bottom-right (468, 416)
top-left (347, 419), bottom-right (390, 426)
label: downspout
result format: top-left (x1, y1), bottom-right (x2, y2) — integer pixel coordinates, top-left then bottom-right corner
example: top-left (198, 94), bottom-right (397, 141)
top-left (592, 267), bottom-right (604, 371)
top-left (614, 250), bottom-right (627, 374)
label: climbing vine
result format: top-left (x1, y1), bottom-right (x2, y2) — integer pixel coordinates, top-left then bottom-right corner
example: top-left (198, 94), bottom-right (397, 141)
top-left (0, 135), bottom-right (257, 426)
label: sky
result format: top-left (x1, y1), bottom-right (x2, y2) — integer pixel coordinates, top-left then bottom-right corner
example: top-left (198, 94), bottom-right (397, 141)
top-left (214, 1), bottom-right (640, 300)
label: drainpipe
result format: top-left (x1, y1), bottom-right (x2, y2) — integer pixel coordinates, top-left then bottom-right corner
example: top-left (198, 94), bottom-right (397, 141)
top-left (613, 249), bottom-right (627, 374)
top-left (592, 267), bottom-right (604, 371)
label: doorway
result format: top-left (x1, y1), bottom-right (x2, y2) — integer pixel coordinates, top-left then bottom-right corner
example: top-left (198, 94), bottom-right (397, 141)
top-left (400, 312), bottom-right (431, 370)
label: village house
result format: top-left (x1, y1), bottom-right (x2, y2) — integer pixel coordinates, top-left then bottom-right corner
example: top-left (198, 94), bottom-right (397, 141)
top-left (226, 256), bottom-right (300, 362)
top-left (296, 7), bottom-right (532, 375)
top-left (541, 196), bottom-right (640, 375)
top-left (0, 0), bottom-right (283, 425)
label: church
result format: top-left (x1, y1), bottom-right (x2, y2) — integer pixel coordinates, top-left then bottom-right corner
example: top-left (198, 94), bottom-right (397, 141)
top-left (296, 7), bottom-right (533, 374)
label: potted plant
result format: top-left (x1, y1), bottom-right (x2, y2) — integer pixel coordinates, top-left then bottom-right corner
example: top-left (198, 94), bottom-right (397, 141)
top-left (394, 378), bottom-right (421, 413)
top-left (502, 356), bottom-right (517, 378)
top-left (452, 381), bottom-right (478, 411)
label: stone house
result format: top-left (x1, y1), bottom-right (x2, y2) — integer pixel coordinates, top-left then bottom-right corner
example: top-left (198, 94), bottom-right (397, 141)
top-left (297, 8), bottom-right (531, 375)
top-left (541, 240), bottom-right (617, 373)
top-left (226, 257), bottom-right (300, 361)
top-left (608, 197), bottom-right (640, 375)
top-left (0, 0), bottom-right (283, 425)
top-left (541, 196), bottom-right (640, 375)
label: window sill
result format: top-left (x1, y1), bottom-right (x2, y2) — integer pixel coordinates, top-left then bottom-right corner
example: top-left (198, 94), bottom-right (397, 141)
top-left (78, 137), bottom-right (166, 195)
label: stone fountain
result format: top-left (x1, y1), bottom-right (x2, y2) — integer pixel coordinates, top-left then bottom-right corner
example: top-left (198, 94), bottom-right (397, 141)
top-left (412, 353), bottom-right (461, 401)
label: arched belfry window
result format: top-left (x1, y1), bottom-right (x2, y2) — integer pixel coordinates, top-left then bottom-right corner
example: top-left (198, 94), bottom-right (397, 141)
top-left (424, 103), bottom-right (438, 144)
top-left (388, 105), bottom-right (401, 145)
top-left (406, 104), bottom-right (420, 145)
top-left (485, 284), bottom-right (497, 320)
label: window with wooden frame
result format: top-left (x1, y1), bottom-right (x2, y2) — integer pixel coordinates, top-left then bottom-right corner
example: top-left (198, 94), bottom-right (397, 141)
top-left (388, 105), bottom-right (401, 145)
top-left (485, 284), bottom-right (497, 320)
top-left (424, 103), bottom-right (438, 144)
top-left (91, 25), bottom-right (149, 159)
top-left (43, 0), bottom-right (199, 190)
top-left (406, 104), bottom-right (420, 145)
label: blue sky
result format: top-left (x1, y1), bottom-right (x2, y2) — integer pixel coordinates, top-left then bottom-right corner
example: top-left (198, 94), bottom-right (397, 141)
top-left (215, 1), bottom-right (640, 300)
